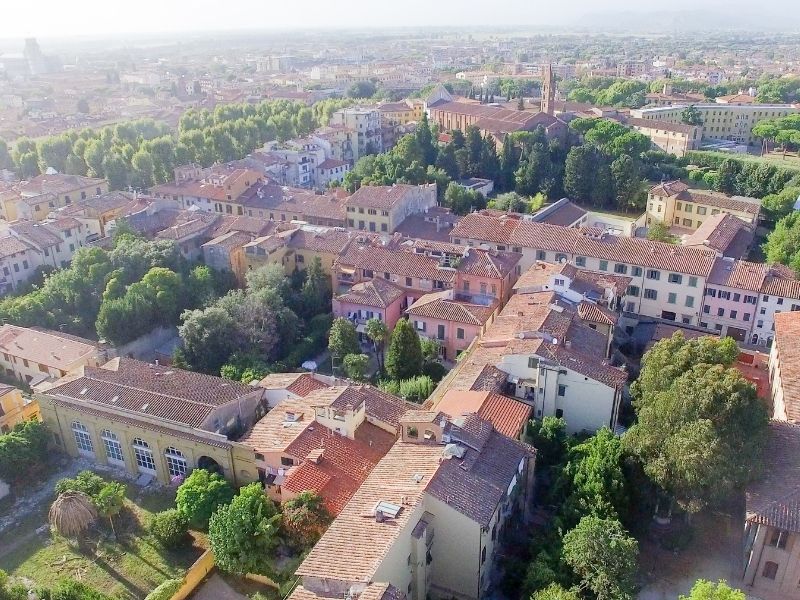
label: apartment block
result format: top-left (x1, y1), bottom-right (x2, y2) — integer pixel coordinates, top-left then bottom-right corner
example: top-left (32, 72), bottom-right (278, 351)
top-left (345, 183), bottom-right (437, 233)
top-left (630, 103), bottom-right (800, 146)
top-left (646, 181), bottom-right (761, 231)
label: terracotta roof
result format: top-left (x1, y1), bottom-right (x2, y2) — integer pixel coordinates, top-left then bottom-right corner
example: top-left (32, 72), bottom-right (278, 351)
top-left (407, 292), bottom-right (497, 326)
top-left (761, 275), bottom-right (800, 300)
top-left (335, 278), bottom-right (405, 309)
top-left (18, 174), bottom-right (104, 197)
top-left (675, 189), bottom-right (761, 216)
top-left (8, 220), bottom-right (62, 248)
top-left (578, 301), bottom-right (618, 326)
top-left (393, 210), bottom-right (462, 243)
top-left (202, 230), bottom-right (252, 250)
top-left (746, 421), bottom-right (800, 533)
top-left (457, 248), bottom-right (521, 279)
top-left (649, 180), bottom-right (690, 198)
top-left (287, 374), bottom-right (330, 397)
top-left (0, 235), bottom-right (34, 258)
top-left (684, 213), bottom-right (753, 258)
top-left (290, 583), bottom-right (403, 600)
top-left (707, 258), bottom-right (767, 291)
top-left (212, 215), bottom-right (275, 237)
top-left (47, 358), bottom-right (257, 429)
top-left (436, 390), bottom-right (530, 439)
top-left (317, 158), bottom-right (349, 170)
top-left (295, 440), bottom-right (444, 582)
top-left (470, 364), bottom-right (508, 393)
top-left (283, 421), bottom-right (394, 515)
top-left (774, 312), bottom-right (800, 422)
top-left (0, 325), bottom-right (99, 371)
top-left (346, 184), bottom-right (428, 210)
top-left (337, 238), bottom-right (457, 284)
top-left (288, 228), bottom-right (354, 255)
top-left (239, 399), bottom-right (315, 452)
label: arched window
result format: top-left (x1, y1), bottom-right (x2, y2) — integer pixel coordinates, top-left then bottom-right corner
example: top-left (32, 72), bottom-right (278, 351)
top-left (132, 438), bottom-right (156, 473)
top-left (101, 429), bottom-right (124, 465)
top-left (164, 447), bottom-right (187, 478)
top-left (71, 421), bottom-right (94, 455)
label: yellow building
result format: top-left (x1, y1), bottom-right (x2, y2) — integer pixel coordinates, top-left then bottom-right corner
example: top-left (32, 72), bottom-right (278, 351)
top-left (240, 226), bottom-right (356, 280)
top-left (6, 175), bottom-right (108, 222)
top-left (630, 103), bottom-right (800, 146)
top-left (37, 358), bottom-right (265, 486)
top-left (0, 384), bottom-right (39, 433)
top-left (291, 410), bottom-right (535, 600)
top-left (646, 180), bottom-right (761, 231)
top-left (0, 325), bottom-right (112, 386)
top-left (345, 183), bottom-right (437, 233)
top-left (378, 100), bottom-right (426, 127)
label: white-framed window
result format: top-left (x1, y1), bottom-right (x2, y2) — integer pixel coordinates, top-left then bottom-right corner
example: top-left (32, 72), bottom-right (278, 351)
top-left (132, 438), bottom-right (156, 473)
top-left (72, 421), bottom-right (94, 455)
top-left (101, 429), bottom-right (124, 465)
top-left (164, 447), bottom-right (188, 478)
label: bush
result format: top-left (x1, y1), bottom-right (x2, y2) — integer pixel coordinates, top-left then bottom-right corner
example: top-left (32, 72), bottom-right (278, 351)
top-left (149, 509), bottom-right (189, 549)
top-left (176, 469), bottom-right (235, 530)
top-left (421, 361), bottom-right (447, 382)
top-left (50, 580), bottom-right (112, 600)
top-left (144, 579), bottom-right (183, 600)
top-left (54, 470), bottom-right (105, 498)
top-left (379, 375), bottom-right (435, 403)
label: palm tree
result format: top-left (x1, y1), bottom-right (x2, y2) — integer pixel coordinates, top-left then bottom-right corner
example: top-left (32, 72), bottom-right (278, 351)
top-left (49, 491), bottom-right (97, 540)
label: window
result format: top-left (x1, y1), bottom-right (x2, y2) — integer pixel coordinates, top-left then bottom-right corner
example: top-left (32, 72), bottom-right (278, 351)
top-left (555, 409), bottom-right (564, 418)
top-left (744, 313), bottom-right (751, 322)
top-left (668, 293), bottom-right (677, 304)
top-left (632, 266), bottom-right (642, 277)
top-left (676, 202), bottom-right (682, 211)
top-left (528, 357), bottom-right (539, 369)
top-left (575, 256), bottom-right (586, 267)
top-left (165, 447), bottom-right (188, 478)
top-left (768, 529), bottom-right (789, 550)
top-left (644, 289), bottom-right (657, 300)
top-left (703, 304), bottom-right (710, 314)
top-left (72, 421), bottom-right (94, 455)
top-left (536, 250), bottom-right (546, 260)
top-left (614, 264), bottom-right (627, 274)
top-left (733, 293), bottom-right (740, 302)
top-left (646, 269), bottom-right (660, 280)
top-left (668, 273), bottom-right (682, 284)
top-left (457, 328), bottom-right (465, 340)
top-left (437, 324), bottom-right (445, 340)
top-left (758, 320), bottom-right (764, 328)
top-left (685, 296), bottom-right (695, 308)
top-left (689, 276), bottom-right (697, 287)
top-left (481, 546), bottom-right (487, 564)
top-left (730, 310), bottom-right (737, 319)
top-left (778, 298), bottom-right (785, 305)
top-left (132, 438), bottom-right (156, 473)
top-left (697, 206), bottom-right (707, 215)
top-left (599, 260), bottom-right (608, 271)
top-left (101, 430), bottom-right (124, 464)
top-left (627, 285), bottom-right (640, 297)
top-left (558, 384), bottom-right (566, 397)
top-left (406, 277), bottom-right (412, 287)
top-left (762, 561), bottom-right (779, 580)
top-left (717, 307), bottom-right (725, 316)
top-left (719, 291), bottom-right (731, 300)
top-left (683, 218), bottom-right (692, 227)
top-left (760, 307), bottom-right (767, 315)
top-left (555, 253), bottom-right (568, 263)
top-left (685, 204), bottom-right (693, 214)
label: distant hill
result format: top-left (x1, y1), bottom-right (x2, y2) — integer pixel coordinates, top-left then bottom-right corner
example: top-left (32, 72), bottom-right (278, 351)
top-left (570, 9), bottom-right (800, 33)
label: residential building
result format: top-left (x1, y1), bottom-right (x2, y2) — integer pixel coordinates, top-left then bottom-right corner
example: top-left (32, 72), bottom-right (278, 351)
top-left (292, 411), bottom-right (534, 600)
top-left (37, 358), bottom-right (265, 486)
top-left (683, 213), bottom-right (754, 259)
top-left (624, 117), bottom-right (702, 157)
top-left (239, 384), bottom-right (407, 513)
top-left (450, 212), bottom-right (717, 326)
top-left (646, 181), bottom-right (761, 231)
top-left (630, 103), bottom-right (800, 146)
top-left (255, 139), bottom-right (328, 188)
top-left (329, 106), bottom-right (382, 162)
top-left (333, 278), bottom-right (407, 332)
top-left (4, 174), bottom-right (108, 221)
top-left (345, 183), bottom-right (437, 233)
top-left (407, 290), bottom-right (499, 361)
top-left (742, 421), bottom-right (800, 599)
top-left (769, 311), bottom-right (800, 422)
top-left (434, 389), bottom-right (531, 440)
top-left (393, 207), bottom-right (462, 243)
top-left (0, 384), bottom-right (39, 433)
top-left (150, 166), bottom-right (262, 214)
top-left (0, 325), bottom-right (112, 386)
top-left (751, 270), bottom-right (800, 347)
top-left (455, 178), bottom-right (494, 197)
top-left (700, 258), bottom-right (765, 342)
top-left (316, 158), bottom-right (350, 189)
top-left (378, 99), bottom-right (425, 148)
top-left (9, 216), bottom-right (95, 269)
top-left (58, 190), bottom-right (145, 239)
top-left (0, 235), bottom-right (41, 294)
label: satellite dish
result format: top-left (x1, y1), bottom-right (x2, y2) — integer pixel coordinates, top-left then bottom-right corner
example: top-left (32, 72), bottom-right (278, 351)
top-left (302, 361), bottom-right (317, 371)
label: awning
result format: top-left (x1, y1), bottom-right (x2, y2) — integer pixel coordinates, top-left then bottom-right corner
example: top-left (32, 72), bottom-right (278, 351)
top-left (339, 267), bottom-right (356, 275)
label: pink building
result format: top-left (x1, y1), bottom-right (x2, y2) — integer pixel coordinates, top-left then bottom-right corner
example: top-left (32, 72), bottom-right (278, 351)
top-left (332, 278), bottom-right (406, 333)
top-left (700, 258), bottom-right (764, 342)
top-left (454, 248), bottom-right (522, 305)
top-left (406, 290), bottom-right (498, 361)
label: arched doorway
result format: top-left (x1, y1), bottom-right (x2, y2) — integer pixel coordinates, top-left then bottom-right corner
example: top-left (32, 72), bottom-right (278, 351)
top-left (197, 455), bottom-right (222, 475)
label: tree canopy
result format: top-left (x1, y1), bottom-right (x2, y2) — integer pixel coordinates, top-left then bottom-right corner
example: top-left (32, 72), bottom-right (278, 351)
top-left (386, 319), bottom-right (423, 381)
top-left (624, 333), bottom-right (767, 513)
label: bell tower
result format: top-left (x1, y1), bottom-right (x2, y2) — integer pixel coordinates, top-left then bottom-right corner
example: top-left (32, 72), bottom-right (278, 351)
top-left (541, 64), bottom-right (556, 115)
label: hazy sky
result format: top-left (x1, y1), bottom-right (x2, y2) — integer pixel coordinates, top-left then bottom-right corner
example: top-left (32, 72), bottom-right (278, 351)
top-left (2, 0), bottom-right (795, 38)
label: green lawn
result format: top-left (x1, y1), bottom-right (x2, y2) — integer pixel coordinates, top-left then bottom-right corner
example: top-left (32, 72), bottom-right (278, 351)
top-left (0, 474), bottom-right (204, 599)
